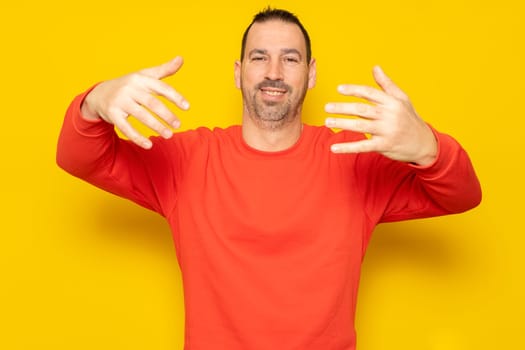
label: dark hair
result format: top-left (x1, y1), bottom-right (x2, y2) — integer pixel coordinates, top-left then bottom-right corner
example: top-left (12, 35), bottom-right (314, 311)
top-left (240, 8), bottom-right (312, 63)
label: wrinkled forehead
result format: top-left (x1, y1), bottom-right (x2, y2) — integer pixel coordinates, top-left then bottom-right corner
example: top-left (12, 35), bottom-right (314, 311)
top-left (244, 20), bottom-right (307, 58)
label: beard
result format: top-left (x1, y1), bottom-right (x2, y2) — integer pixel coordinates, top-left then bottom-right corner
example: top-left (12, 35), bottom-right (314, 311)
top-left (242, 79), bottom-right (307, 130)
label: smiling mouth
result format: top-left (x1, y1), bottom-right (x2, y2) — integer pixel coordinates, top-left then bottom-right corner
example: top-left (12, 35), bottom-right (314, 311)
top-left (260, 88), bottom-right (287, 96)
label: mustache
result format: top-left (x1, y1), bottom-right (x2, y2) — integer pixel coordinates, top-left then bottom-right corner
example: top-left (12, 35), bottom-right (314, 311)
top-left (255, 80), bottom-right (291, 92)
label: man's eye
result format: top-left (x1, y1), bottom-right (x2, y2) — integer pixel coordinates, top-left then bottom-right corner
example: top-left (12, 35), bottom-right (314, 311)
top-left (284, 57), bottom-right (299, 63)
top-left (251, 56), bottom-right (265, 61)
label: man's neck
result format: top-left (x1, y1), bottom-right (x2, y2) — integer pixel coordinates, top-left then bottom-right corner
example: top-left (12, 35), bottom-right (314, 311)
top-left (241, 118), bottom-right (303, 152)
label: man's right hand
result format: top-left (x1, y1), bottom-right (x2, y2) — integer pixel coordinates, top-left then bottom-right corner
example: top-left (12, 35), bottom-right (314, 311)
top-left (81, 56), bottom-right (190, 149)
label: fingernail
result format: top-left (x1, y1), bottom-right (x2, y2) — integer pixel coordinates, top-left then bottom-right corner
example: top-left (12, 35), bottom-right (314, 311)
top-left (325, 118), bottom-right (336, 127)
top-left (182, 100), bottom-right (190, 110)
top-left (143, 140), bottom-right (153, 149)
top-left (374, 66), bottom-right (386, 78)
top-left (325, 103), bottom-right (335, 112)
top-left (337, 85), bottom-right (345, 93)
top-left (331, 144), bottom-right (340, 153)
top-left (162, 129), bottom-right (173, 138)
top-left (172, 120), bottom-right (181, 129)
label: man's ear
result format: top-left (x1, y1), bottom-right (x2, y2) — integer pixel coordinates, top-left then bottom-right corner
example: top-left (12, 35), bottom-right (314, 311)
top-left (234, 60), bottom-right (241, 89)
top-left (308, 58), bottom-right (317, 89)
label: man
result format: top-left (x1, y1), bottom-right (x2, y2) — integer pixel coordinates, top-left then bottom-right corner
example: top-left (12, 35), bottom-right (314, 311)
top-left (57, 8), bottom-right (481, 350)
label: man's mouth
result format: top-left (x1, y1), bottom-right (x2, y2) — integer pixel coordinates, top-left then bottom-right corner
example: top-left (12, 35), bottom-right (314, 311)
top-left (256, 80), bottom-right (291, 98)
top-left (260, 87), bottom-right (287, 96)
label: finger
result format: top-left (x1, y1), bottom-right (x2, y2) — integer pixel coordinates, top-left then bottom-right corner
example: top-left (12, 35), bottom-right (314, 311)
top-left (112, 115), bottom-right (153, 149)
top-left (134, 91), bottom-right (181, 129)
top-left (325, 102), bottom-right (378, 119)
top-left (372, 65), bottom-right (408, 100)
top-left (325, 117), bottom-right (377, 135)
top-left (140, 56), bottom-right (185, 80)
top-left (127, 103), bottom-right (174, 139)
top-left (336, 84), bottom-right (392, 105)
top-left (143, 77), bottom-right (190, 111)
top-left (330, 139), bottom-right (378, 154)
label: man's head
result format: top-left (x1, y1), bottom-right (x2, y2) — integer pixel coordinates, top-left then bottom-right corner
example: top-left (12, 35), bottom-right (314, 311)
top-left (240, 8), bottom-right (312, 64)
top-left (235, 8), bottom-right (316, 130)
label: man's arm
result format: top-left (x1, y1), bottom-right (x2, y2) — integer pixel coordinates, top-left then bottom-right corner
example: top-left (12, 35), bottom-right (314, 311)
top-left (56, 58), bottom-right (190, 215)
top-left (357, 130), bottom-right (482, 223)
top-left (324, 66), bottom-right (481, 220)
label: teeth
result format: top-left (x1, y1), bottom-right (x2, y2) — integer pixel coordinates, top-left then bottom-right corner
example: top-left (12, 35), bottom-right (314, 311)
top-left (263, 90), bottom-right (284, 96)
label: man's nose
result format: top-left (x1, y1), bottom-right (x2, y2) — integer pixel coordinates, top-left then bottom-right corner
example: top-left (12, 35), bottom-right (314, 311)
top-left (265, 59), bottom-right (283, 81)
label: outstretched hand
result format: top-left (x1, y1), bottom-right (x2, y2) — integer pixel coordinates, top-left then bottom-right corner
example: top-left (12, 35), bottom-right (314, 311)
top-left (324, 66), bottom-right (437, 166)
top-left (80, 57), bottom-right (190, 149)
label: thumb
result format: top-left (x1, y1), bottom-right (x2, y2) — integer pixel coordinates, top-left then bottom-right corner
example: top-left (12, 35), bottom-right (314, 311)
top-left (140, 56), bottom-right (184, 80)
top-left (373, 65), bottom-right (407, 100)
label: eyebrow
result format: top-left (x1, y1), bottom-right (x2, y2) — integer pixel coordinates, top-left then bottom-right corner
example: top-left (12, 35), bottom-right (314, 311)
top-left (248, 48), bottom-right (303, 59)
top-left (248, 49), bottom-right (268, 57)
top-left (281, 48), bottom-right (302, 59)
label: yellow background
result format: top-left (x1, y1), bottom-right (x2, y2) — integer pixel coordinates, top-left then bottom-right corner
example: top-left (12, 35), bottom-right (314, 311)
top-left (1, 0), bottom-right (523, 348)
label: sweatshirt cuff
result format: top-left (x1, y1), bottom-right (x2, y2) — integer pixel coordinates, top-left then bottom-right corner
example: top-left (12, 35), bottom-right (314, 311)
top-left (70, 84), bottom-right (114, 137)
top-left (408, 126), bottom-right (462, 180)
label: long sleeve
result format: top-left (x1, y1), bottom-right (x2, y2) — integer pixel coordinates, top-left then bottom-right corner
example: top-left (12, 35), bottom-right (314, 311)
top-left (355, 128), bottom-right (482, 224)
top-left (56, 89), bottom-right (178, 216)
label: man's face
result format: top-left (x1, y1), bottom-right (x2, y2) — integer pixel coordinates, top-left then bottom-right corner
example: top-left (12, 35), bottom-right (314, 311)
top-left (235, 20), bottom-right (316, 129)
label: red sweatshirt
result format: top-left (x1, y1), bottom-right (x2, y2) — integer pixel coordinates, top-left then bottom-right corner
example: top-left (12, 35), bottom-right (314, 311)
top-left (57, 90), bottom-right (481, 350)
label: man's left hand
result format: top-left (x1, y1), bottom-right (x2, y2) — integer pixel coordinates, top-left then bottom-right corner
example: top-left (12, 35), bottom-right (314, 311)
top-left (324, 66), bottom-right (437, 166)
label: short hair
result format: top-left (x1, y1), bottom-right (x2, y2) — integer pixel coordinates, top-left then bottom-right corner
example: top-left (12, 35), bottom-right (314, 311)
top-left (240, 8), bottom-right (312, 63)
